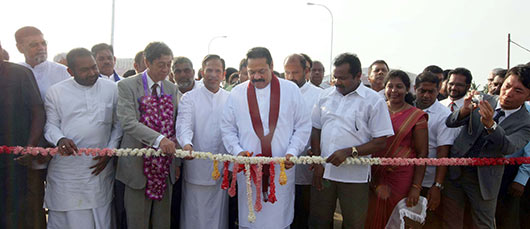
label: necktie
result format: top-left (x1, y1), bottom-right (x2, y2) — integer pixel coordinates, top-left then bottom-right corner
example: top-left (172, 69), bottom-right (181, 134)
top-left (493, 109), bottom-right (505, 123)
top-left (151, 84), bottom-right (159, 97)
top-left (449, 101), bottom-right (456, 112)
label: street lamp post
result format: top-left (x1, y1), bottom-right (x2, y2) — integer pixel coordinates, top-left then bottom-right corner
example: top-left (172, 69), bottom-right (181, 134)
top-left (111, 0), bottom-right (116, 46)
top-left (307, 2), bottom-right (333, 82)
top-left (208, 36), bottom-right (228, 54)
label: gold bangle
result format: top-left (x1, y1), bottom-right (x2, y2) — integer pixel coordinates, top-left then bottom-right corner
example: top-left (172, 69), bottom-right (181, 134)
top-left (411, 184), bottom-right (422, 191)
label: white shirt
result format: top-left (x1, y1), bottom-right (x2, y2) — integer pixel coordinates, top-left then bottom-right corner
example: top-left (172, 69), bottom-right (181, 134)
top-left (296, 82), bottom-right (323, 185)
top-left (100, 71), bottom-right (122, 82)
top-left (378, 89), bottom-right (386, 100)
top-left (221, 79), bottom-right (311, 228)
top-left (44, 78), bottom-right (122, 211)
top-left (421, 101), bottom-right (459, 187)
top-left (440, 96), bottom-right (466, 111)
top-left (312, 84), bottom-right (394, 183)
top-left (176, 86), bottom-right (230, 186)
top-left (20, 60), bottom-right (71, 101)
top-left (494, 103), bottom-right (521, 124)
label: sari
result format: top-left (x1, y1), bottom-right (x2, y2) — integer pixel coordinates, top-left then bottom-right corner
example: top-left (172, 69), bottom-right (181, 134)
top-left (366, 106), bottom-right (427, 229)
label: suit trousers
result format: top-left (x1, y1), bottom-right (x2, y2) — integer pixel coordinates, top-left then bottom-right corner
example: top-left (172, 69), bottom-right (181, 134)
top-left (308, 179), bottom-right (368, 229)
top-left (124, 180), bottom-right (173, 229)
top-left (442, 168), bottom-right (497, 229)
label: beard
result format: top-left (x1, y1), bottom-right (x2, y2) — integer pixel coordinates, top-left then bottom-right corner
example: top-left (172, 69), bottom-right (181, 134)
top-left (177, 78), bottom-right (193, 89)
top-left (34, 53), bottom-right (47, 65)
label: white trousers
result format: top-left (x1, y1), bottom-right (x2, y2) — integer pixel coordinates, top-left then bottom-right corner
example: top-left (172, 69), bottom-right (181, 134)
top-left (47, 201), bottom-right (114, 229)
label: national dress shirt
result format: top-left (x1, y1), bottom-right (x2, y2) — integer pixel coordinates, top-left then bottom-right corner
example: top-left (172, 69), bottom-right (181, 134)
top-left (312, 84), bottom-right (394, 183)
top-left (20, 60), bottom-right (70, 101)
top-left (176, 86), bottom-right (230, 185)
top-left (44, 77), bottom-right (122, 211)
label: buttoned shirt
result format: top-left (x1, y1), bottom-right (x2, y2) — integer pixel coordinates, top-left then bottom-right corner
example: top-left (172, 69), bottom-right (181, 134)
top-left (421, 100), bottom-right (459, 187)
top-left (20, 60), bottom-right (71, 101)
top-left (296, 82), bottom-right (323, 185)
top-left (44, 78), bottom-right (122, 211)
top-left (312, 84), bottom-right (394, 183)
top-left (176, 86), bottom-right (230, 185)
top-left (440, 96), bottom-right (466, 111)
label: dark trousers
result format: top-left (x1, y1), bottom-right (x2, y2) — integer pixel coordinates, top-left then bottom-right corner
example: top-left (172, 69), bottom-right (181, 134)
top-left (442, 169), bottom-right (497, 229)
top-left (291, 184), bottom-right (311, 229)
top-left (308, 179), bottom-right (368, 229)
top-left (170, 166), bottom-right (183, 229)
top-left (115, 180), bottom-right (128, 229)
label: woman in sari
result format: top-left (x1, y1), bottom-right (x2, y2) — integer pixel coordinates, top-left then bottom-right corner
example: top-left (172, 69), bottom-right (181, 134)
top-left (366, 70), bottom-right (429, 229)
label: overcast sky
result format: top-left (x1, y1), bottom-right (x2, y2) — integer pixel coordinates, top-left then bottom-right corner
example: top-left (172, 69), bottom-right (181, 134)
top-left (2, 0), bottom-right (529, 86)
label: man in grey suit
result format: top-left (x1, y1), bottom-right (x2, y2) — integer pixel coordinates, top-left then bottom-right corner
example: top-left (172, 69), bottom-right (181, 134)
top-left (443, 65), bottom-right (530, 228)
top-left (116, 42), bottom-right (181, 229)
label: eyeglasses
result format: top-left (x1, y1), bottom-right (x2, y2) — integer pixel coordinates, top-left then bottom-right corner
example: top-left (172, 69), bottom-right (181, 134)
top-left (173, 68), bottom-right (193, 74)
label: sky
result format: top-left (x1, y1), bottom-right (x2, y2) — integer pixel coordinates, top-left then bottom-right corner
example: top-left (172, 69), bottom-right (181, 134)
top-left (2, 0), bottom-right (529, 87)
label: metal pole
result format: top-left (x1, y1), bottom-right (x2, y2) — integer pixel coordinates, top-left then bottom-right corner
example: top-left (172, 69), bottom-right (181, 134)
top-left (307, 2), bottom-right (333, 83)
top-left (208, 36), bottom-right (227, 54)
top-left (111, 0), bottom-right (115, 46)
top-left (507, 33), bottom-right (510, 69)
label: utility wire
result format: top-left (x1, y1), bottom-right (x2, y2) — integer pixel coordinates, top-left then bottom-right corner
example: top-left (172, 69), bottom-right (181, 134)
top-left (511, 40), bottom-right (530, 53)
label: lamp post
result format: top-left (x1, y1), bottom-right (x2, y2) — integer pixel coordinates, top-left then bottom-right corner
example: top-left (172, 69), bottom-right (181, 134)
top-left (208, 36), bottom-right (228, 54)
top-left (307, 2), bottom-right (333, 82)
top-left (111, 0), bottom-right (116, 46)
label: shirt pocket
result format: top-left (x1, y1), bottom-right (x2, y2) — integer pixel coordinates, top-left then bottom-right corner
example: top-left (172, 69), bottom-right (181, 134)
top-left (97, 103), bottom-right (113, 124)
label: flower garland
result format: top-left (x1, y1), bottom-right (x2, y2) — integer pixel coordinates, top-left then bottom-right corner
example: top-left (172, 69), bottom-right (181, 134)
top-left (211, 160), bottom-right (221, 180)
top-left (2, 146), bottom-right (530, 167)
top-left (254, 163), bottom-right (263, 212)
top-left (279, 160), bottom-right (287, 185)
top-left (245, 163), bottom-right (256, 223)
top-left (228, 161), bottom-right (238, 197)
top-left (138, 92), bottom-right (174, 201)
top-left (221, 161), bottom-right (230, 190)
top-left (267, 162), bottom-right (277, 203)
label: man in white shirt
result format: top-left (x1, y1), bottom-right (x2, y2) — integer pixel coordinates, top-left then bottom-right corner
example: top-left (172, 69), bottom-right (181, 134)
top-left (172, 56), bottom-right (202, 95)
top-left (221, 47), bottom-right (312, 229)
top-left (283, 53), bottom-right (323, 228)
top-left (15, 26), bottom-right (71, 228)
top-left (440, 68), bottom-right (473, 112)
top-left (310, 60), bottom-right (325, 88)
top-left (367, 60), bottom-right (389, 98)
top-left (44, 48), bottom-right (122, 229)
top-left (91, 43), bottom-right (121, 82)
top-left (176, 54), bottom-right (230, 229)
top-left (309, 53), bottom-right (394, 229)
top-left (414, 71), bottom-right (458, 227)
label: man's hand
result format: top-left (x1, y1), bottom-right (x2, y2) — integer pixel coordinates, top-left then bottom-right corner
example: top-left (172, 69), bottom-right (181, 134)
top-left (90, 156), bottom-right (111, 175)
top-left (183, 144), bottom-right (194, 160)
top-left (477, 100), bottom-right (495, 129)
top-left (284, 154), bottom-right (294, 170)
top-left (508, 182), bottom-right (525, 197)
top-left (311, 164), bottom-right (324, 191)
top-left (459, 90), bottom-right (478, 119)
top-left (159, 137), bottom-right (176, 155)
top-left (326, 148), bottom-right (350, 167)
top-left (306, 149), bottom-right (314, 156)
top-left (57, 138), bottom-right (78, 155)
top-left (406, 186), bottom-right (421, 207)
top-left (427, 186), bottom-right (441, 210)
top-left (13, 154), bottom-right (33, 166)
top-left (237, 151), bottom-right (253, 157)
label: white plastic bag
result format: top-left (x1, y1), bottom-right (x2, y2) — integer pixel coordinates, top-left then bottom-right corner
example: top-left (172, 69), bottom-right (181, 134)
top-left (385, 196), bottom-right (427, 229)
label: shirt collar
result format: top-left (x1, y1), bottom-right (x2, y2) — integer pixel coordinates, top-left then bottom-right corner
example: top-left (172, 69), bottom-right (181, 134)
top-left (300, 81), bottom-right (310, 93)
top-left (20, 60), bottom-right (48, 70)
top-left (145, 71), bottom-right (158, 89)
top-left (423, 100), bottom-right (440, 113)
top-left (333, 83), bottom-right (368, 98)
top-left (495, 103), bottom-right (522, 119)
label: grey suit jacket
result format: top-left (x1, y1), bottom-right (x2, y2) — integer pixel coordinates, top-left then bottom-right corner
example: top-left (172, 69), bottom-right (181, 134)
top-left (446, 94), bottom-right (530, 200)
top-left (115, 73), bottom-right (181, 189)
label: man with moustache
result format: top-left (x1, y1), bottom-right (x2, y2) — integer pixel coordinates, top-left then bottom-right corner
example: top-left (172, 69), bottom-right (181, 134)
top-left (92, 43), bottom-right (121, 82)
top-left (309, 53), bottom-right (393, 228)
top-left (116, 42), bottom-right (181, 228)
top-left (443, 65), bottom-right (530, 228)
top-left (221, 47), bottom-right (311, 229)
top-left (367, 60), bottom-right (389, 98)
top-left (440, 68), bottom-right (473, 112)
top-left (490, 69), bottom-right (507, 96)
top-left (43, 48), bottom-right (122, 228)
top-left (284, 54), bottom-right (323, 229)
top-left (413, 72), bottom-right (458, 227)
top-left (310, 60), bottom-right (325, 88)
top-left (172, 56), bottom-right (202, 95)
top-left (15, 26), bottom-right (71, 228)
top-left (176, 54), bottom-right (230, 229)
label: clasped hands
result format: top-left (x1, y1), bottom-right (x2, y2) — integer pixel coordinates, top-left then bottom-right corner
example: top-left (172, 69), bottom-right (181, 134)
top-left (462, 91), bottom-right (496, 129)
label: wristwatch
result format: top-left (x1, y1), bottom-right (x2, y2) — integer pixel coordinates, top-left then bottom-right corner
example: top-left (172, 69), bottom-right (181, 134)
top-left (351, 146), bottom-right (359, 157)
top-left (433, 182), bottom-right (444, 190)
top-left (485, 121), bottom-right (498, 132)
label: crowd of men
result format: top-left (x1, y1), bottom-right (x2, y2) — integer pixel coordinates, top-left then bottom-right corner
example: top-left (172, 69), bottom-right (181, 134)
top-left (1, 26), bottom-right (530, 229)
